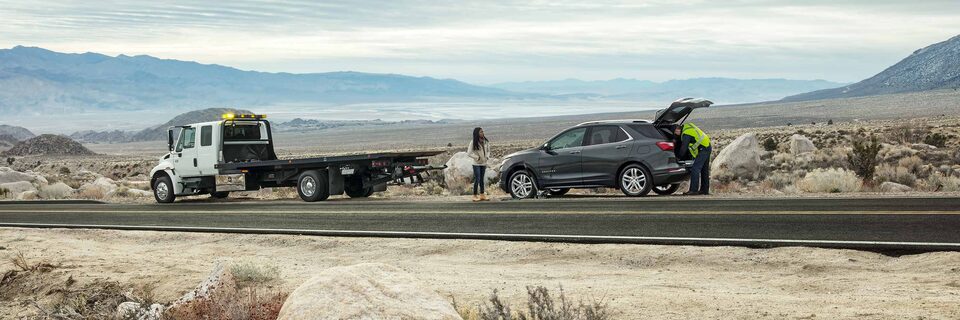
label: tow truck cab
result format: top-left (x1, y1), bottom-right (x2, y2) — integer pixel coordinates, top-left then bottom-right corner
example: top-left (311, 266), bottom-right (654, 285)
top-left (149, 113), bottom-right (442, 203)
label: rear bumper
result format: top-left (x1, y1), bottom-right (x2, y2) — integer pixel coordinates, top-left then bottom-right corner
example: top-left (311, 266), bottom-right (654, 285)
top-left (653, 165), bottom-right (690, 186)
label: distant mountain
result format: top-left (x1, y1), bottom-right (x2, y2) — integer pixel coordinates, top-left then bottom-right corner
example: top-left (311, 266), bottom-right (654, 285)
top-left (0, 125), bottom-right (35, 141)
top-left (0, 46), bottom-right (531, 115)
top-left (1, 134), bottom-right (96, 156)
top-left (492, 78), bottom-right (845, 104)
top-left (785, 34), bottom-right (960, 101)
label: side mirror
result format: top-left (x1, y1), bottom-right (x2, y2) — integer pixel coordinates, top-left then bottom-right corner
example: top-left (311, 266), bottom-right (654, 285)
top-left (540, 143), bottom-right (550, 151)
top-left (167, 129), bottom-right (174, 151)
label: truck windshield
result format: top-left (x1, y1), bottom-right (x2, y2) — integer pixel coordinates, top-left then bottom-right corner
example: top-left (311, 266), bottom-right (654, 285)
top-left (223, 122), bottom-right (262, 141)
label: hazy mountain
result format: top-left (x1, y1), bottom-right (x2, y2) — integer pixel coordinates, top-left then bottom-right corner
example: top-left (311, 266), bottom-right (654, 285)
top-left (0, 125), bottom-right (35, 141)
top-left (492, 78), bottom-right (845, 104)
top-left (1, 134), bottom-right (96, 156)
top-left (785, 34), bottom-right (960, 101)
top-left (0, 46), bottom-right (530, 115)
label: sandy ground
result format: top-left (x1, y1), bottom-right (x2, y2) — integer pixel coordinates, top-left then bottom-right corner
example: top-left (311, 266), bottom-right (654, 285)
top-left (2, 228), bottom-right (959, 319)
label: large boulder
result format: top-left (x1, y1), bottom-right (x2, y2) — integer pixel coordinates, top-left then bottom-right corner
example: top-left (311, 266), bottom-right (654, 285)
top-left (1, 181), bottom-right (37, 196)
top-left (0, 167), bottom-right (47, 184)
top-left (712, 133), bottom-right (762, 180)
top-left (880, 181), bottom-right (913, 193)
top-left (164, 263), bottom-right (238, 319)
top-left (277, 263), bottom-right (461, 320)
top-left (443, 152), bottom-right (500, 195)
top-left (789, 134), bottom-right (817, 155)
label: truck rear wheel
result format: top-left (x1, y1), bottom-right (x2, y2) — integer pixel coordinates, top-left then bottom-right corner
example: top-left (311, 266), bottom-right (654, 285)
top-left (210, 191), bottom-right (230, 199)
top-left (153, 175), bottom-right (176, 203)
top-left (297, 170), bottom-right (330, 202)
top-left (345, 178), bottom-right (374, 198)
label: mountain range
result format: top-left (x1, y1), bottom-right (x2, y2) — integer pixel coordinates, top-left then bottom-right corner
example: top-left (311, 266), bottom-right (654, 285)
top-left (784, 34), bottom-right (960, 101)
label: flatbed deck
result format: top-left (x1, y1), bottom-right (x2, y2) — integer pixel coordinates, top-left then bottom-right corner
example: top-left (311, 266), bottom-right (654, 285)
top-left (216, 150), bottom-right (446, 171)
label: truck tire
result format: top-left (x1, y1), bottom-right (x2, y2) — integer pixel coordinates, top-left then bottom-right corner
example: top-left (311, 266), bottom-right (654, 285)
top-left (210, 191), bottom-right (230, 199)
top-left (153, 175), bottom-right (176, 203)
top-left (345, 178), bottom-right (374, 198)
top-left (297, 170), bottom-right (330, 202)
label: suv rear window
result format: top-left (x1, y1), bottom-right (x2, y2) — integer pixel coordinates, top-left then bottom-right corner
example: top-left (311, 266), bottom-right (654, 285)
top-left (628, 124), bottom-right (666, 140)
top-left (586, 125), bottom-right (628, 145)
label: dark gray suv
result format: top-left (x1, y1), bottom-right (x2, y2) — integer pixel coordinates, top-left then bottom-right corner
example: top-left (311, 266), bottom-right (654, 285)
top-left (499, 98), bottom-right (711, 198)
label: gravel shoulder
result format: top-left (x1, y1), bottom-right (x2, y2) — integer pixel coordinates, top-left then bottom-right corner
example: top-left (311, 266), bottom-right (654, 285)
top-left (2, 227), bottom-right (959, 319)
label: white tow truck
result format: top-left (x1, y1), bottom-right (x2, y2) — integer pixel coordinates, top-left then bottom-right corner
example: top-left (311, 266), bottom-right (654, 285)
top-left (149, 113), bottom-right (443, 203)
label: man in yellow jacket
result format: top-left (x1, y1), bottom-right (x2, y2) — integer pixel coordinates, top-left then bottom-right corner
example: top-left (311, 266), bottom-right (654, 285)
top-left (674, 123), bottom-right (712, 195)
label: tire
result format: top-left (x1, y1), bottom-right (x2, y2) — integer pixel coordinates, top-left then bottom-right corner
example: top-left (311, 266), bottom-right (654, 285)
top-left (297, 170), bottom-right (330, 202)
top-left (344, 177), bottom-right (374, 198)
top-left (547, 188), bottom-right (570, 196)
top-left (508, 170), bottom-right (538, 199)
top-left (210, 191), bottom-right (230, 199)
top-left (618, 164), bottom-right (653, 197)
top-left (153, 175), bottom-right (176, 203)
top-left (652, 184), bottom-right (681, 196)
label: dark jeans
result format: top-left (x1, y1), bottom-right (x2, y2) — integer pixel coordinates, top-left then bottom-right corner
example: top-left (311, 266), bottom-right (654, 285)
top-left (473, 165), bottom-right (486, 195)
top-left (689, 146), bottom-right (712, 194)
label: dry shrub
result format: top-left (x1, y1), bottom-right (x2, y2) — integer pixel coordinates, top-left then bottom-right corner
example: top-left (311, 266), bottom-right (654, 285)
top-left (172, 288), bottom-right (288, 320)
top-left (878, 144), bottom-right (917, 163)
top-left (77, 185), bottom-right (106, 200)
top-left (925, 173), bottom-right (960, 192)
top-left (230, 262), bottom-right (280, 288)
top-left (0, 187), bottom-right (9, 199)
top-left (875, 164), bottom-right (918, 187)
top-left (798, 168), bottom-right (862, 193)
top-left (898, 156), bottom-right (924, 175)
top-left (10, 251), bottom-right (57, 273)
top-left (848, 136), bottom-right (881, 181)
top-left (764, 171), bottom-right (798, 190)
top-left (465, 286), bottom-right (611, 320)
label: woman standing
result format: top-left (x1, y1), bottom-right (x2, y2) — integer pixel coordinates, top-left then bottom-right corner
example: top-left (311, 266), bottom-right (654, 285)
top-left (468, 127), bottom-right (491, 202)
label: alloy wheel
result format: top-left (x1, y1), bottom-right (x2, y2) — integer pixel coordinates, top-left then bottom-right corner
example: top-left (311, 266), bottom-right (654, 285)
top-left (511, 172), bottom-right (535, 198)
top-left (300, 176), bottom-right (317, 197)
top-left (621, 168), bottom-right (647, 195)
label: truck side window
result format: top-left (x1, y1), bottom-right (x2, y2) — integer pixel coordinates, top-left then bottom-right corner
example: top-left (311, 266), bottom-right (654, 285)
top-left (200, 126), bottom-right (212, 147)
top-left (180, 127), bottom-right (196, 150)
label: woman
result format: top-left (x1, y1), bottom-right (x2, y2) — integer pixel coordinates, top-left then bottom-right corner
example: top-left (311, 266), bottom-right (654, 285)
top-left (468, 127), bottom-right (491, 201)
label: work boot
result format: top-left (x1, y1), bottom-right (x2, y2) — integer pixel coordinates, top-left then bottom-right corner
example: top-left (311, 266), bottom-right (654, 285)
top-left (472, 194), bottom-right (480, 202)
top-left (480, 193), bottom-right (489, 201)
top-left (682, 191), bottom-right (700, 196)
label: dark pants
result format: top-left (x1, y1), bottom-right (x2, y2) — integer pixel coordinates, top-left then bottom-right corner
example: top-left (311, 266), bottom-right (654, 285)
top-left (689, 146), bottom-right (712, 194)
top-left (473, 165), bottom-right (486, 195)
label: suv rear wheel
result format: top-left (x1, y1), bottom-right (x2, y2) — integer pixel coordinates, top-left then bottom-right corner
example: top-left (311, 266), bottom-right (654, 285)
top-left (297, 170), bottom-right (330, 202)
top-left (619, 164), bottom-right (652, 197)
top-left (509, 170), bottom-right (538, 199)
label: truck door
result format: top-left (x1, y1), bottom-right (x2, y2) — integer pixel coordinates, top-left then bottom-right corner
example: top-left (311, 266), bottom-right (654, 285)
top-left (196, 125), bottom-right (218, 175)
top-left (538, 127), bottom-right (585, 187)
top-left (174, 126), bottom-right (201, 177)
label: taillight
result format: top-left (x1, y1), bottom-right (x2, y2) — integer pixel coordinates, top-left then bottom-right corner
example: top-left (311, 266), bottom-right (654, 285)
top-left (416, 158), bottom-right (429, 165)
top-left (371, 160), bottom-right (390, 168)
top-left (656, 141), bottom-right (674, 151)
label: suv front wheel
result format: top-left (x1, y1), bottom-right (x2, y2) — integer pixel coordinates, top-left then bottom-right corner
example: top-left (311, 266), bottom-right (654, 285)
top-left (508, 170), bottom-right (538, 199)
top-left (619, 164), bottom-right (652, 197)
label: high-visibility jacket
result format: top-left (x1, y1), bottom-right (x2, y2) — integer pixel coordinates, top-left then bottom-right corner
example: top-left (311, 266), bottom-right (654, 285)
top-left (681, 123), bottom-right (711, 158)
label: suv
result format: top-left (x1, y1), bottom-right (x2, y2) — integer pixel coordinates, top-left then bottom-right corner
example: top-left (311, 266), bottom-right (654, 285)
top-left (499, 98), bottom-right (711, 198)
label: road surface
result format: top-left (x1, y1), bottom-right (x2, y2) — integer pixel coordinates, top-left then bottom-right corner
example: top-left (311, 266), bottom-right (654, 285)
top-left (1, 197), bottom-right (959, 253)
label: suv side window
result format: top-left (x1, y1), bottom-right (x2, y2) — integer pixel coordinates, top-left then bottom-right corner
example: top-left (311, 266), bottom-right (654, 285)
top-left (548, 128), bottom-right (586, 150)
top-left (628, 124), bottom-right (666, 140)
top-left (586, 125), bottom-right (629, 145)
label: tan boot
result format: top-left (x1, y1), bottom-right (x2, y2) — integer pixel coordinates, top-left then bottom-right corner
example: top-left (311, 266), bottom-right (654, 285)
top-left (480, 193), bottom-right (489, 201)
top-left (472, 195), bottom-right (480, 202)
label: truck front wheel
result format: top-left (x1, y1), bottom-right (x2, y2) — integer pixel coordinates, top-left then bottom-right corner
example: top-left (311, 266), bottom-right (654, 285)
top-left (297, 170), bottom-right (330, 202)
top-left (153, 175), bottom-right (176, 203)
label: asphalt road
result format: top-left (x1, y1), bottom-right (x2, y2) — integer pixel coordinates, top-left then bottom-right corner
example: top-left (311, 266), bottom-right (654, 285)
top-left (1, 197), bottom-right (959, 253)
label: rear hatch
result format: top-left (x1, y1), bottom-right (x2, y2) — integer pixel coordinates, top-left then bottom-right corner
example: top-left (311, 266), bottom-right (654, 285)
top-left (652, 97), bottom-right (713, 128)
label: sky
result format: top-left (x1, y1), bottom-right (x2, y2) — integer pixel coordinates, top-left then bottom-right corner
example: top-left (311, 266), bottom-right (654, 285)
top-left (1, 0), bottom-right (958, 84)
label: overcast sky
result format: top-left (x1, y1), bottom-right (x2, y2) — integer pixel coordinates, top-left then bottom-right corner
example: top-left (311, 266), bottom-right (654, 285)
top-left (1, 0), bottom-right (958, 84)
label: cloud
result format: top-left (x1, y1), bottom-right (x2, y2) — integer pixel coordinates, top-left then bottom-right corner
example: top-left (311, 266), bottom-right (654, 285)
top-left (1, 0), bottom-right (958, 83)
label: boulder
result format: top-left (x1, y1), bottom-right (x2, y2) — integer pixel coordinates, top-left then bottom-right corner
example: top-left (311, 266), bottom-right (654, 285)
top-left (277, 263), bottom-right (461, 320)
top-left (1, 181), bottom-right (37, 195)
top-left (880, 181), bottom-right (913, 193)
top-left (443, 152), bottom-right (500, 195)
top-left (164, 263), bottom-right (238, 319)
top-left (0, 167), bottom-right (47, 184)
top-left (789, 134), bottom-right (818, 154)
top-left (39, 182), bottom-right (75, 199)
top-left (17, 190), bottom-right (39, 200)
top-left (712, 133), bottom-right (762, 180)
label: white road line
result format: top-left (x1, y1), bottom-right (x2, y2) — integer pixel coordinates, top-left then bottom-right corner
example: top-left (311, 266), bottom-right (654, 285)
top-left (1, 210), bottom-right (958, 215)
top-left (1, 223), bottom-right (959, 249)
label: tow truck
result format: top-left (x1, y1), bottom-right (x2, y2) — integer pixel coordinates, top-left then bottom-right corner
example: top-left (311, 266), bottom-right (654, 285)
top-left (149, 113), bottom-right (443, 203)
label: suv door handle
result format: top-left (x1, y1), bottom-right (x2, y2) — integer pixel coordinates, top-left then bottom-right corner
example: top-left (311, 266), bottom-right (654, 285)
top-left (569, 150), bottom-right (581, 154)
top-left (616, 145), bottom-right (627, 149)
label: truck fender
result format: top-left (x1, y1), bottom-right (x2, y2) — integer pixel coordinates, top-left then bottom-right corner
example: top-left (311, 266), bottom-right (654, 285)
top-left (150, 167), bottom-right (184, 195)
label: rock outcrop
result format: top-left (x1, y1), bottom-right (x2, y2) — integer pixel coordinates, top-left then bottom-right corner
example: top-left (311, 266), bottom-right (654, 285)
top-left (164, 263), bottom-right (239, 319)
top-left (443, 152), bottom-right (500, 194)
top-left (880, 181), bottom-right (913, 193)
top-left (712, 133), bottom-right (762, 180)
top-left (1, 134), bottom-right (96, 156)
top-left (789, 134), bottom-right (817, 155)
top-left (277, 263), bottom-right (461, 320)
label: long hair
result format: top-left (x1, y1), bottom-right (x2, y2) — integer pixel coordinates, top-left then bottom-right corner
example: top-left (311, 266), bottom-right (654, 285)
top-left (472, 127), bottom-right (487, 148)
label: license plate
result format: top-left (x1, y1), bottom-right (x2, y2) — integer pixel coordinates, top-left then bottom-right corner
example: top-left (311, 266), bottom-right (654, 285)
top-left (341, 168), bottom-right (356, 175)
top-left (215, 174), bottom-right (246, 191)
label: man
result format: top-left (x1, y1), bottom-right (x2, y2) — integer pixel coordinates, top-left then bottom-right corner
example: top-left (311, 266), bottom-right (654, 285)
top-left (674, 123), bottom-right (712, 195)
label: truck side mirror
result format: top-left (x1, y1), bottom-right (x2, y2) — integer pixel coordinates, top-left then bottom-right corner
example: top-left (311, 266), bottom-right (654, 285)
top-left (167, 129), bottom-right (174, 151)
